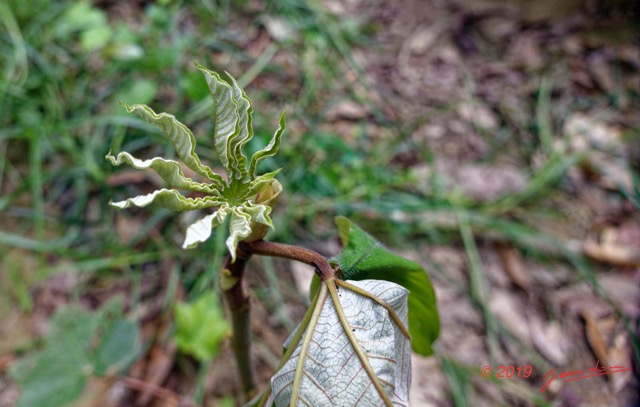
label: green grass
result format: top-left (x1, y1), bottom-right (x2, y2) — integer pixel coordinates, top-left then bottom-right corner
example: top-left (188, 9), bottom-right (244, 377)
top-left (1, 0), bottom-right (639, 405)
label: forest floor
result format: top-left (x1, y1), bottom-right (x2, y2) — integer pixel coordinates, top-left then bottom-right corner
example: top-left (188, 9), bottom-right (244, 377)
top-left (1, 0), bottom-right (639, 406)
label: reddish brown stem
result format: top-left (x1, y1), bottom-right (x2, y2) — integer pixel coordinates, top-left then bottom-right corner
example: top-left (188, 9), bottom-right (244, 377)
top-left (221, 244), bottom-right (256, 401)
top-left (222, 240), bottom-right (335, 401)
top-left (242, 240), bottom-right (335, 280)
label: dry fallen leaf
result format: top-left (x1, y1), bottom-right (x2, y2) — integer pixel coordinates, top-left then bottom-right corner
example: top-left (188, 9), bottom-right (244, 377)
top-left (453, 164), bottom-right (528, 202)
top-left (325, 100), bottom-right (369, 121)
top-left (496, 243), bottom-right (531, 292)
top-left (583, 239), bottom-right (640, 268)
top-left (580, 309), bottom-right (610, 368)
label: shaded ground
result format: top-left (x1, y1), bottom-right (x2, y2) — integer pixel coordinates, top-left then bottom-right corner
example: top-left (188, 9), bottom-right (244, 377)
top-left (1, 0), bottom-right (639, 406)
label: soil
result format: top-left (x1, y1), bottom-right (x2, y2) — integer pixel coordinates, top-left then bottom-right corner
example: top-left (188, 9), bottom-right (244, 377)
top-left (1, 0), bottom-right (639, 406)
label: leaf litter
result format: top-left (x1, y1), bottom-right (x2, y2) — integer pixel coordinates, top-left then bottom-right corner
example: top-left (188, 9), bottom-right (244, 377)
top-left (2, 0), bottom-right (639, 406)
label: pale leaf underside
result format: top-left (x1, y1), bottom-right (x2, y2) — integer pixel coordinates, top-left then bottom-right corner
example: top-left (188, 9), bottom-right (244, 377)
top-left (182, 202), bottom-right (273, 261)
top-left (249, 112), bottom-right (286, 179)
top-left (269, 280), bottom-right (411, 407)
top-left (197, 64), bottom-right (252, 181)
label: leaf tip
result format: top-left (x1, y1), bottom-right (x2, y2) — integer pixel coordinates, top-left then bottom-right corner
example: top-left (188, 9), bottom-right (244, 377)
top-left (334, 216), bottom-right (351, 246)
top-left (108, 200), bottom-right (125, 209)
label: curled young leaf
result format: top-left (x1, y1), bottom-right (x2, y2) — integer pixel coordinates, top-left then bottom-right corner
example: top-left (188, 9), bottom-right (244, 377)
top-left (106, 151), bottom-right (219, 193)
top-left (108, 65), bottom-right (286, 259)
top-left (121, 103), bottom-right (223, 185)
top-left (110, 189), bottom-right (223, 212)
top-left (249, 112), bottom-right (286, 179)
top-left (196, 64), bottom-right (254, 181)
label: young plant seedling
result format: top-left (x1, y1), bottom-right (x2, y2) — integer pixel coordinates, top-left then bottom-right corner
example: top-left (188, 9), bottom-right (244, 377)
top-left (108, 63), bottom-right (439, 406)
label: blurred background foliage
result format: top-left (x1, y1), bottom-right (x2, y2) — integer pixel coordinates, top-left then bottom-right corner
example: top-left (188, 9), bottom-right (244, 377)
top-left (1, 0), bottom-right (639, 405)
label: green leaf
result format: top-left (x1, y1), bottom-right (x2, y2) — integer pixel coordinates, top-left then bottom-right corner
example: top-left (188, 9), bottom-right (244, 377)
top-left (183, 205), bottom-right (230, 250)
top-left (248, 111), bottom-right (286, 178)
top-left (225, 204), bottom-right (271, 261)
top-left (122, 103), bottom-right (223, 184)
top-left (110, 188), bottom-right (223, 211)
top-left (106, 151), bottom-right (222, 192)
top-left (91, 299), bottom-right (141, 376)
top-left (197, 64), bottom-right (253, 180)
top-left (243, 169), bottom-right (281, 201)
top-left (10, 301), bottom-right (140, 407)
top-left (11, 347), bottom-right (87, 407)
top-left (174, 292), bottom-right (230, 362)
top-left (109, 65), bottom-right (285, 256)
top-left (332, 216), bottom-right (439, 356)
top-left (268, 280), bottom-right (410, 406)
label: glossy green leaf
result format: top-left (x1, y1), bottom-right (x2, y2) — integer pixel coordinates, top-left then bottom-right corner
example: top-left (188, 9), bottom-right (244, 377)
top-left (174, 292), bottom-right (230, 362)
top-left (183, 205), bottom-right (230, 250)
top-left (122, 103), bottom-right (223, 184)
top-left (332, 216), bottom-right (439, 356)
top-left (226, 72), bottom-right (253, 180)
top-left (11, 346), bottom-right (87, 407)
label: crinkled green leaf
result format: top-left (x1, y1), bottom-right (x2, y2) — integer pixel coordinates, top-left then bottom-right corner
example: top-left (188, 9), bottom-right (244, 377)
top-left (110, 188), bottom-right (223, 211)
top-left (174, 292), bottom-right (230, 362)
top-left (249, 111), bottom-right (286, 179)
top-left (183, 205), bottom-right (230, 249)
top-left (269, 280), bottom-right (410, 407)
top-left (240, 203), bottom-right (272, 229)
top-left (197, 64), bottom-right (251, 180)
top-left (122, 103), bottom-right (223, 184)
top-left (106, 151), bottom-right (221, 192)
top-left (225, 204), bottom-right (271, 261)
top-left (243, 169), bottom-right (281, 201)
top-left (333, 216), bottom-right (439, 356)
top-left (11, 300), bottom-right (140, 407)
top-left (226, 71), bottom-right (253, 180)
